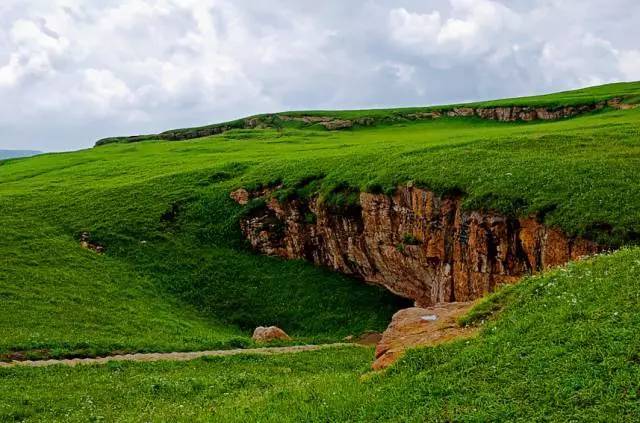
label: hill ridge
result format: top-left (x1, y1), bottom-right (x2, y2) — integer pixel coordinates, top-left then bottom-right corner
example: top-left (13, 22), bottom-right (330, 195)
top-left (95, 81), bottom-right (640, 147)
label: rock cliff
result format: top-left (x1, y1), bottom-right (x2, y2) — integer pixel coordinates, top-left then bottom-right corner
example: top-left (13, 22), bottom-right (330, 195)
top-left (233, 185), bottom-right (598, 306)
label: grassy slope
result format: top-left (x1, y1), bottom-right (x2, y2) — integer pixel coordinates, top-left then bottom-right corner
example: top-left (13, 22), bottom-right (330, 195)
top-left (0, 207), bottom-right (247, 359)
top-left (286, 81), bottom-right (640, 116)
top-left (0, 136), bottom-right (409, 359)
top-left (96, 81), bottom-right (640, 145)
top-left (94, 107), bottom-right (640, 245)
top-left (2, 248), bottom-right (639, 422)
top-left (1, 84), bottom-right (639, 358)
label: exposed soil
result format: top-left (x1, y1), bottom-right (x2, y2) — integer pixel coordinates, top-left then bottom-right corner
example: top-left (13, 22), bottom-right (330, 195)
top-left (372, 301), bottom-right (479, 370)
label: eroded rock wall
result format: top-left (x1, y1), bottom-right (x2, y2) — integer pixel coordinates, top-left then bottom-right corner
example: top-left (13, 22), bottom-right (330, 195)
top-left (234, 186), bottom-right (598, 306)
top-left (443, 98), bottom-right (627, 122)
top-left (276, 98), bottom-right (627, 129)
top-left (96, 98), bottom-right (634, 146)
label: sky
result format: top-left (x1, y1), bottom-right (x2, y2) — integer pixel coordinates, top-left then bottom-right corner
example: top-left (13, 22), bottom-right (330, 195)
top-left (1, 0), bottom-right (639, 152)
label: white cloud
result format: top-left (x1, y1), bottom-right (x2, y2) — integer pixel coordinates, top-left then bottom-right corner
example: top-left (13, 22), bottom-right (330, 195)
top-left (389, 8), bottom-right (442, 46)
top-left (0, 18), bottom-right (68, 87)
top-left (0, 55), bottom-right (22, 87)
top-left (80, 68), bottom-right (133, 113)
top-left (537, 33), bottom-right (622, 86)
top-left (619, 50), bottom-right (640, 80)
top-left (389, 0), bottom-right (521, 56)
top-left (0, 0), bottom-right (639, 151)
top-left (387, 0), bottom-right (640, 92)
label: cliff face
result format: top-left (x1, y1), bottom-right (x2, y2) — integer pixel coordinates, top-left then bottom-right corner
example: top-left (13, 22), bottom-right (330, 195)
top-left (233, 186), bottom-right (599, 306)
top-left (274, 99), bottom-right (623, 129)
top-left (444, 100), bottom-right (612, 121)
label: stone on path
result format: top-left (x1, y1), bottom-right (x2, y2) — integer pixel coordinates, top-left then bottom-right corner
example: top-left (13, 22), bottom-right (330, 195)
top-left (252, 326), bottom-right (291, 342)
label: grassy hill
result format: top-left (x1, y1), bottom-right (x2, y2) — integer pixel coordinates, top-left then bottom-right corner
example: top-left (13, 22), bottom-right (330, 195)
top-left (2, 248), bottom-right (639, 421)
top-left (1, 82), bottom-right (639, 420)
top-left (95, 81), bottom-right (640, 146)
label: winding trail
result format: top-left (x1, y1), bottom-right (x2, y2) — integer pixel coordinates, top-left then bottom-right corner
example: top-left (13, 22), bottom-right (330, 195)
top-left (0, 343), bottom-right (361, 369)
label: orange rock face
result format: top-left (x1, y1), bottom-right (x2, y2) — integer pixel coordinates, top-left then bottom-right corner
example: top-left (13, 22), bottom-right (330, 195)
top-left (235, 186), bottom-right (598, 307)
top-left (372, 302), bottom-right (477, 370)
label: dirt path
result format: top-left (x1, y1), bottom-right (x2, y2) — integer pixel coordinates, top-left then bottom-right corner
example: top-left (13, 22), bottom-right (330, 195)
top-left (0, 343), bottom-right (361, 369)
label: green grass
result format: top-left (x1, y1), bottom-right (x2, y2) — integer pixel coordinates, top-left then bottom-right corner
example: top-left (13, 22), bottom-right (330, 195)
top-left (2, 248), bottom-right (639, 421)
top-left (95, 81), bottom-right (640, 145)
top-left (1, 82), bottom-right (639, 420)
top-left (0, 178), bottom-right (404, 359)
top-left (1, 83), bottom-right (640, 359)
top-left (91, 107), bottom-right (640, 247)
top-left (465, 80), bottom-right (640, 107)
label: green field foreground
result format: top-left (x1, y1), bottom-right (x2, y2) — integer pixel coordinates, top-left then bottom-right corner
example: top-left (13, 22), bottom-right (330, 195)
top-left (2, 248), bottom-right (639, 421)
top-left (1, 82), bottom-right (640, 420)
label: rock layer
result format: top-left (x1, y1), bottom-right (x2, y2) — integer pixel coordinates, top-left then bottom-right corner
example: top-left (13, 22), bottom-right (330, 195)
top-left (234, 186), bottom-right (598, 306)
top-left (443, 98), bottom-right (623, 122)
top-left (96, 98), bottom-right (634, 146)
top-left (373, 302), bottom-right (477, 370)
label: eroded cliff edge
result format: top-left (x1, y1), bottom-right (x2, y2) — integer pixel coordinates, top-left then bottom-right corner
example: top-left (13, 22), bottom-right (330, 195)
top-left (95, 98), bottom-right (633, 146)
top-left (232, 185), bottom-right (599, 307)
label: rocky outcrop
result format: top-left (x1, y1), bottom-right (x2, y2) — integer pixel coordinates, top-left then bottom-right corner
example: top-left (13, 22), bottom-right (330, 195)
top-left (252, 326), bottom-right (291, 342)
top-left (279, 115), bottom-right (359, 130)
top-left (79, 232), bottom-right (104, 253)
top-left (445, 99), bottom-right (618, 122)
top-left (233, 185), bottom-right (598, 307)
top-left (373, 302), bottom-right (477, 370)
top-left (96, 98), bottom-right (634, 146)
top-left (277, 99), bottom-right (625, 127)
top-left (450, 98), bottom-right (636, 121)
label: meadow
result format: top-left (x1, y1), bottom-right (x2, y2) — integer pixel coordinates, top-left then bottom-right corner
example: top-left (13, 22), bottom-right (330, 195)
top-left (1, 82), bottom-right (639, 420)
top-left (2, 248), bottom-right (639, 421)
top-left (2, 94), bottom-right (640, 357)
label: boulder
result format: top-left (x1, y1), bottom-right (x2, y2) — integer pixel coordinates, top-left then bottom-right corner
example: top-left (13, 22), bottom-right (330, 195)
top-left (372, 302), bottom-right (477, 370)
top-left (252, 326), bottom-right (291, 342)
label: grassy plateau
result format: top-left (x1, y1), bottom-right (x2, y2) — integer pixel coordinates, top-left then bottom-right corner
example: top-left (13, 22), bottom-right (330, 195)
top-left (1, 81), bottom-right (639, 421)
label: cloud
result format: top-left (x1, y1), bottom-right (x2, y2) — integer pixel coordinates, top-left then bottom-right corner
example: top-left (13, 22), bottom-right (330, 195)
top-left (0, 18), bottom-right (68, 87)
top-left (80, 69), bottom-right (134, 113)
top-left (389, 0), bottom-right (521, 57)
top-left (0, 0), bottom-right (639, 151)
top-left (387, 1), bottom-right (638, 91)
top-left (619, 50), bottom-right (640, 80)
top-left (389, 8), bottom-right (442, 46)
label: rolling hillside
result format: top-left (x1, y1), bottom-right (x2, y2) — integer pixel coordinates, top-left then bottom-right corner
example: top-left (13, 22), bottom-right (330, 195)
top-left (3, 248), bottom-right (639, 421)
top-left (95, 81), bottom-right (640, 146)
top-left (1, 82), bottom-right (639, 421)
